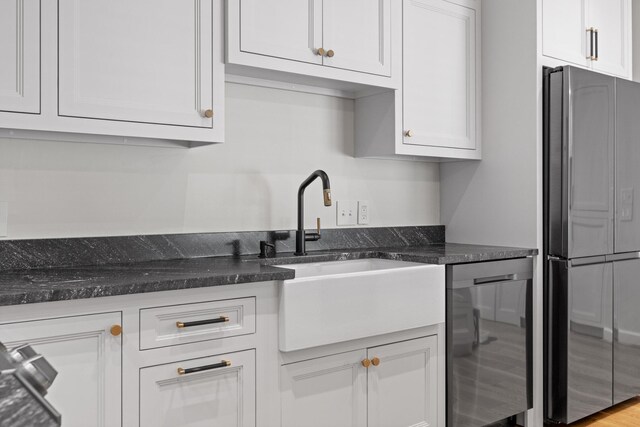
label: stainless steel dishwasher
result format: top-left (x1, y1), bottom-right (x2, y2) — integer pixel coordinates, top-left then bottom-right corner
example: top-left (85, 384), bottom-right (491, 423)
top-left (447, 258), bottom-right (533, 427)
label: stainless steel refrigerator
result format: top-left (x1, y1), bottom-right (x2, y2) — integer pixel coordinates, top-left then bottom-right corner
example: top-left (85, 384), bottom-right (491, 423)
top-left (544, 65), bottom-right (640, 424)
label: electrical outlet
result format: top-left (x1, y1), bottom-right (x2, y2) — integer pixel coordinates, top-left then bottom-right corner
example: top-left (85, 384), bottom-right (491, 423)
top-left (336, 200), bottom-right (357, 226)
top-left (358, 201), bottom-right (369, 225)
top-left (0, 202), bottom-right (7, 237)
top-left (620, 188), bottom-right (634, 221)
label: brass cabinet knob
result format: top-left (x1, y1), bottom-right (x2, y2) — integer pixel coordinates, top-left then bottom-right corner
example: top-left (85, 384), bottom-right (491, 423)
top-left (405, 130), bottom-right (414, 137)
top-left (203, 109), bottom-right (214, 118)
top-left (316, 48), bottom-right (326, 56)
top-left (110, 324), bottom-right (122, 337)
top-left (361, 358), bottom-right (371, 368)
top-left (371, 357), bottom-right (380, 366)
top-left (326, 49), bottom-right (335, 58)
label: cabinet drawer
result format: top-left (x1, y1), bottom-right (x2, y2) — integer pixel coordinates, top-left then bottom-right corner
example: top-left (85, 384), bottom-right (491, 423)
top-left (140, 349), bottom-right (256, 427)
top-left (139, 297), bottom-right (256, 350)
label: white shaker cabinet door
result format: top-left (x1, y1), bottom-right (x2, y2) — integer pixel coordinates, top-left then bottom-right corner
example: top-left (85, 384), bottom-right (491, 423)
top-left (0, 0), bottom-right (40, 114)
top-left (58, 0), bottom-right (215, 128)
top-left (140, 350), bottom-right (256, 427)
top-left (402, 0), bottom-right (477, 151)
top-left (0, 313), bottom-right (122, 427)
top-left (542, 0), bottom-right (589, 67)
top-left (367, 336), bottom-right (438, 427)
top-left (280, 350), bottom-right (368, 427)
top-left (240, 0), bottom-right (323, 65)
top-left (322, 0), bottom-right (391, 76)
top-left (588, 0), bottom-right (631, 78)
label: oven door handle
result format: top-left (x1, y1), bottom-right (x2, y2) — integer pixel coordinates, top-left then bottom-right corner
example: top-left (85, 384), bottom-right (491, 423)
top-left (474, 274), bottom-right (517, 285)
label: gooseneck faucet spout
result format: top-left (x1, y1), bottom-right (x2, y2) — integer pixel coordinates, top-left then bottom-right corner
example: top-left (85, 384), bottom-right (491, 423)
top-left (295, 170), bottom-right (332, 256)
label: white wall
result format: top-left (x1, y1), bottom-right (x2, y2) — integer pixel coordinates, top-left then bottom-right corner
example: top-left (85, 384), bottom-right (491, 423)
top-left (0, 83), bottom-right (440, 239)
top-left (440, 0), bottom-right (539, 248)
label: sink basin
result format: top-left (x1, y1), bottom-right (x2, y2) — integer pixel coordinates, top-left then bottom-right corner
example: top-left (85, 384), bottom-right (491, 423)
top-left (277, 259), bottom-right (445, 352)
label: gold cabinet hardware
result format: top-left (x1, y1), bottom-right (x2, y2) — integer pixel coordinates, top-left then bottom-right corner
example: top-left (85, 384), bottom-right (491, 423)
top-left (361, 358), bottom-right (371, 368)
top-left (203, 109), bottom-right (214, 118)
top-left (176, 316), bottom-right (230, 329)
top-left (405, 130), bottom-right (414, 137)
top-left (371, 357), bottom-right (380, 366)
top-left (316, 217), bottom-right (321, 235)
top-left (110, 324), bottom-right (122, 337)
top-left (316, 48), bottom-right (326, 56)
top-left (177, 360), bottom-right (231, 376)
top-left (326, 49), bottom-right (335, 58)
top-left (587, 28), bottom-right (596, 60)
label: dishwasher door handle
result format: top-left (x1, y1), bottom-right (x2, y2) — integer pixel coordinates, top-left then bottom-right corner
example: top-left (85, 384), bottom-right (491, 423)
top-left (474, 274), bottom-right (517, 285)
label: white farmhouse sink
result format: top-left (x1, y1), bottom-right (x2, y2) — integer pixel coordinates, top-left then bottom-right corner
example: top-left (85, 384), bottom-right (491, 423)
top-left (278, 258), bottom-right (445, 352)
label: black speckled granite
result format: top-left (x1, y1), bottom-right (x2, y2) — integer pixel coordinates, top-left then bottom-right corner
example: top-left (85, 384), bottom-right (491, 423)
top-left (0, 257), bottom-right (294, 307)
top-left (258, 243), bottom-right (538, 266)
top-left (0, 226), bottom-right (445, 271)
top-left (0, 244), bottom-right (537, 307)
top-left (0, 375), bottom-right (59, 427)
top-left (0, 226), bottom-right (538, 307)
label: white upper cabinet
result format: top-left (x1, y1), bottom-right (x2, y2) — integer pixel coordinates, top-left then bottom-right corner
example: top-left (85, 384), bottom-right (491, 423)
top-left (0, 0), bottom-right (224, 146)
top-left (542, 0), bottom-right (632, 79)
top-left (240, 0), bottom-right (322, 65)
top-left (542, 0), bottom-right (589, 67)
top-left (0, 0), bottom-right (40, 114)
top-left (58, 0), bottom-right (214, 128)
top-left (403, 0), bottom-right (477, 151)
top-left (227, 0), bottom-right (399, 91)
top-left (355, 0), bottom-right (481, 161)
top-left (322, 0), bottom-right (391, 76)
top-left (587, 0), bottom-right (631, 77)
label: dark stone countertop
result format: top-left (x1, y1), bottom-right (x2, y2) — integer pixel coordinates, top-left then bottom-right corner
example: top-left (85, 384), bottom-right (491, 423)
top-left (0, 243), bottom-right (537, 307)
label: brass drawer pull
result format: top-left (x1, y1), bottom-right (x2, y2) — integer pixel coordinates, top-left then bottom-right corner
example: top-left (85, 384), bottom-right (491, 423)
top-left (362, 358), bottom-right (371, 368)
top-left (176, 316), bottom-right (229, 329)
top-left (326, 49), bottom-right (335, 58)
top-left (177, 360), bottom-right (231, 376)
top-left (371, 357), bottom-right (380, 366)
top-left (316, 47), bottom-right (326, 56)
top-left (203, 109), bottom-right (214, 118)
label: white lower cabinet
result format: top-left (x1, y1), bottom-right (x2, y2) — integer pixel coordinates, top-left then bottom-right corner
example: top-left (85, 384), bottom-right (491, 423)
top-left (0, 312), bottom-right (122, 427)
top-left (139, 349), bottom-right (256, 427)
top-left (281, 350), bottom-right (368, 427)
top-left (368, 337), bottom-right (438, 427)
top-left (281, 336), bottom-right (438, 427)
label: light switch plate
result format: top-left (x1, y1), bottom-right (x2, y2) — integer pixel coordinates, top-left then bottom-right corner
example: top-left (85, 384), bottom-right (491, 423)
top-left (0, 202), bottom-right (7, 237)
top-left (336, 200), bottom-right (357, 226)
top-left (620, 188), bottom-right (633, 221)
top-left (358, 201), bottom-right (369, 225)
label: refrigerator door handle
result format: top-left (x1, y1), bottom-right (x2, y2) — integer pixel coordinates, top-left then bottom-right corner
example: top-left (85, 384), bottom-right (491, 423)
top-left (606, 252), bottom-right (640, 262)
top-left (569, 157), bottom-right (573, 209)
top-left (569, 255), bottom-right (607, 266)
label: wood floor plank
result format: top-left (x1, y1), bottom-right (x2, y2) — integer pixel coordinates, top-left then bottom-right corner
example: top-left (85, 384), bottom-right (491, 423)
top-left (571, 397), bottom-right (640, 426)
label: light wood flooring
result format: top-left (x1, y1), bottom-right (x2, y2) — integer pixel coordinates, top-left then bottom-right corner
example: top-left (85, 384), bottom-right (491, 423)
top-left (571, 396), bottom-right (640, 426)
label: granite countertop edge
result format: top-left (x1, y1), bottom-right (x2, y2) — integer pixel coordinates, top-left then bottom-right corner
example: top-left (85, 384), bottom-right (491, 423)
top-left (0, 244), bottom-right (538, 307)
